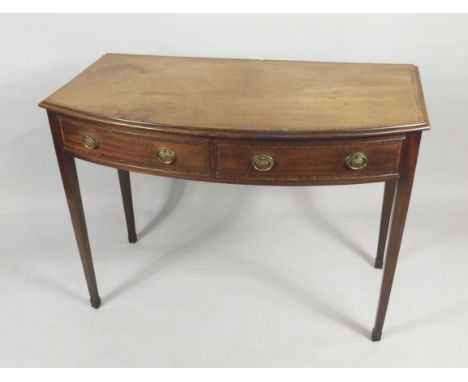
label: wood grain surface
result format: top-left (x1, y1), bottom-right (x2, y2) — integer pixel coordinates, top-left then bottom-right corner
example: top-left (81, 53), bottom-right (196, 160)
top-left (40, 54), bottom-right (430, 134)
top-left (41, 54), bottom-right (430, 341)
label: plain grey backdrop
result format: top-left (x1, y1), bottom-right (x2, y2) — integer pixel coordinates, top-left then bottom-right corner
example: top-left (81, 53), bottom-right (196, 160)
top-left (0, 14), bottom-right (467, 367)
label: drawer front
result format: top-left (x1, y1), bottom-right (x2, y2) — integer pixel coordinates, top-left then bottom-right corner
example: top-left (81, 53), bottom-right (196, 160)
top-left (59, 117), bottom-right (210, 176)
top-left (215, 138), bottom-right (403, 181)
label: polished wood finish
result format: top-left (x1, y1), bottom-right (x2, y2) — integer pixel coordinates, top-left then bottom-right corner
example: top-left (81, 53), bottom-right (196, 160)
top-left (214, 137), bottom-right (402, 183)
top-left (60, 116), bottom-right (210, 177)
top-left (41, 54), bottom-right (430, 341)
top-left (59, 113), bottom-right (404, 185)
top-left (118, 170), bottom-right (137, 243)
top-left (47, 111), bottom-right (101, 309)
top-left (40, 54), bottom-right (428, 136)
top-left (372, 132), bottom-right (422, 341)
top-left (375, 180), bottom-right (397, 269)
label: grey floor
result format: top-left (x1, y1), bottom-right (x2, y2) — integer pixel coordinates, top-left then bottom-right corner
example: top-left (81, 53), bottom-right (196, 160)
top-left (1, 125), bottom-right (468, 367)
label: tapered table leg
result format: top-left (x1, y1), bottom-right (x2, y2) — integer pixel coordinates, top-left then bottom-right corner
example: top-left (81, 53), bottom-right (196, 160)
top-left (375, 180), bottom-right (397, 269)
top-left (372, 132), bottom-right (421, 341)
top-left (118, 170), bottom-right (137, 243)
top-left (48, 112), bottom-right (101, 309)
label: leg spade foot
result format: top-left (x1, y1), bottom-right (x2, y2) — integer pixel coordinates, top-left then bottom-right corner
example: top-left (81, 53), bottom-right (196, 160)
top-left (128, 232), bottom-right (138, 243)
top-left (374, 259), bottom-right (384, 269)
top-left (371, 328), bottom-right (382, 342)
top-left (90, 296), bottom-right (101, 309)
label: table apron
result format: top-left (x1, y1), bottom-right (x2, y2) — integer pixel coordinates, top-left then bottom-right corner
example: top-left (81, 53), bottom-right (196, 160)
top-left (58, 115), bottom-right (404, 186)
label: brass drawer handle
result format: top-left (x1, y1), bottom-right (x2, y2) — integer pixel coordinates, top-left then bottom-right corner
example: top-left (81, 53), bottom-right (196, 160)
top-left (155, 147), bottom-right (176, 164)
top-left (82, 135), bottom-right (99, 150)
top-left (346, 152), bottom-right (368, 170)
top-left (252, 154), bottom-right (275, 172)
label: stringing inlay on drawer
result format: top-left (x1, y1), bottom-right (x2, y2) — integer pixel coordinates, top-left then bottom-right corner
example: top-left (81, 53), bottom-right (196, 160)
top-left (59, 117), bottom-right (210, 176)
top-left (214, 138), bottom-right (403, 181)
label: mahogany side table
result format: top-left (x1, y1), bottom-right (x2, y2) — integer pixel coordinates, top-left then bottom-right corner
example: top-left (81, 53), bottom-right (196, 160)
top-left (40, 54), bottom-right (430, 341)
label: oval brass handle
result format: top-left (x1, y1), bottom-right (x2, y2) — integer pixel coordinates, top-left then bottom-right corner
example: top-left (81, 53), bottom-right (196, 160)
top-left (251, 154), bottom-right (275, 172)
top-left (155, 147), bottom-right (176, 164)
top-left (346, 152), bottom-right (368, 170)
top-left (82, 135), bottom-right (99, 150)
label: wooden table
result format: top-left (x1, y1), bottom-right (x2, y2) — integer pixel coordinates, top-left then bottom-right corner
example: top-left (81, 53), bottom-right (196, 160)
top-left (40, 54), bottom-right (430, 341)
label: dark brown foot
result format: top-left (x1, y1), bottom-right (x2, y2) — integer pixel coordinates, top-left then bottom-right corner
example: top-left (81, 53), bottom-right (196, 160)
top-left (374, 259), bottom-right (383, 269)
top-left (371, 328), bottom-right (382, 342)
top-left (128, 232), bottom-right (137, 243)
top-left (90, 296), bottom-right (101, 309)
